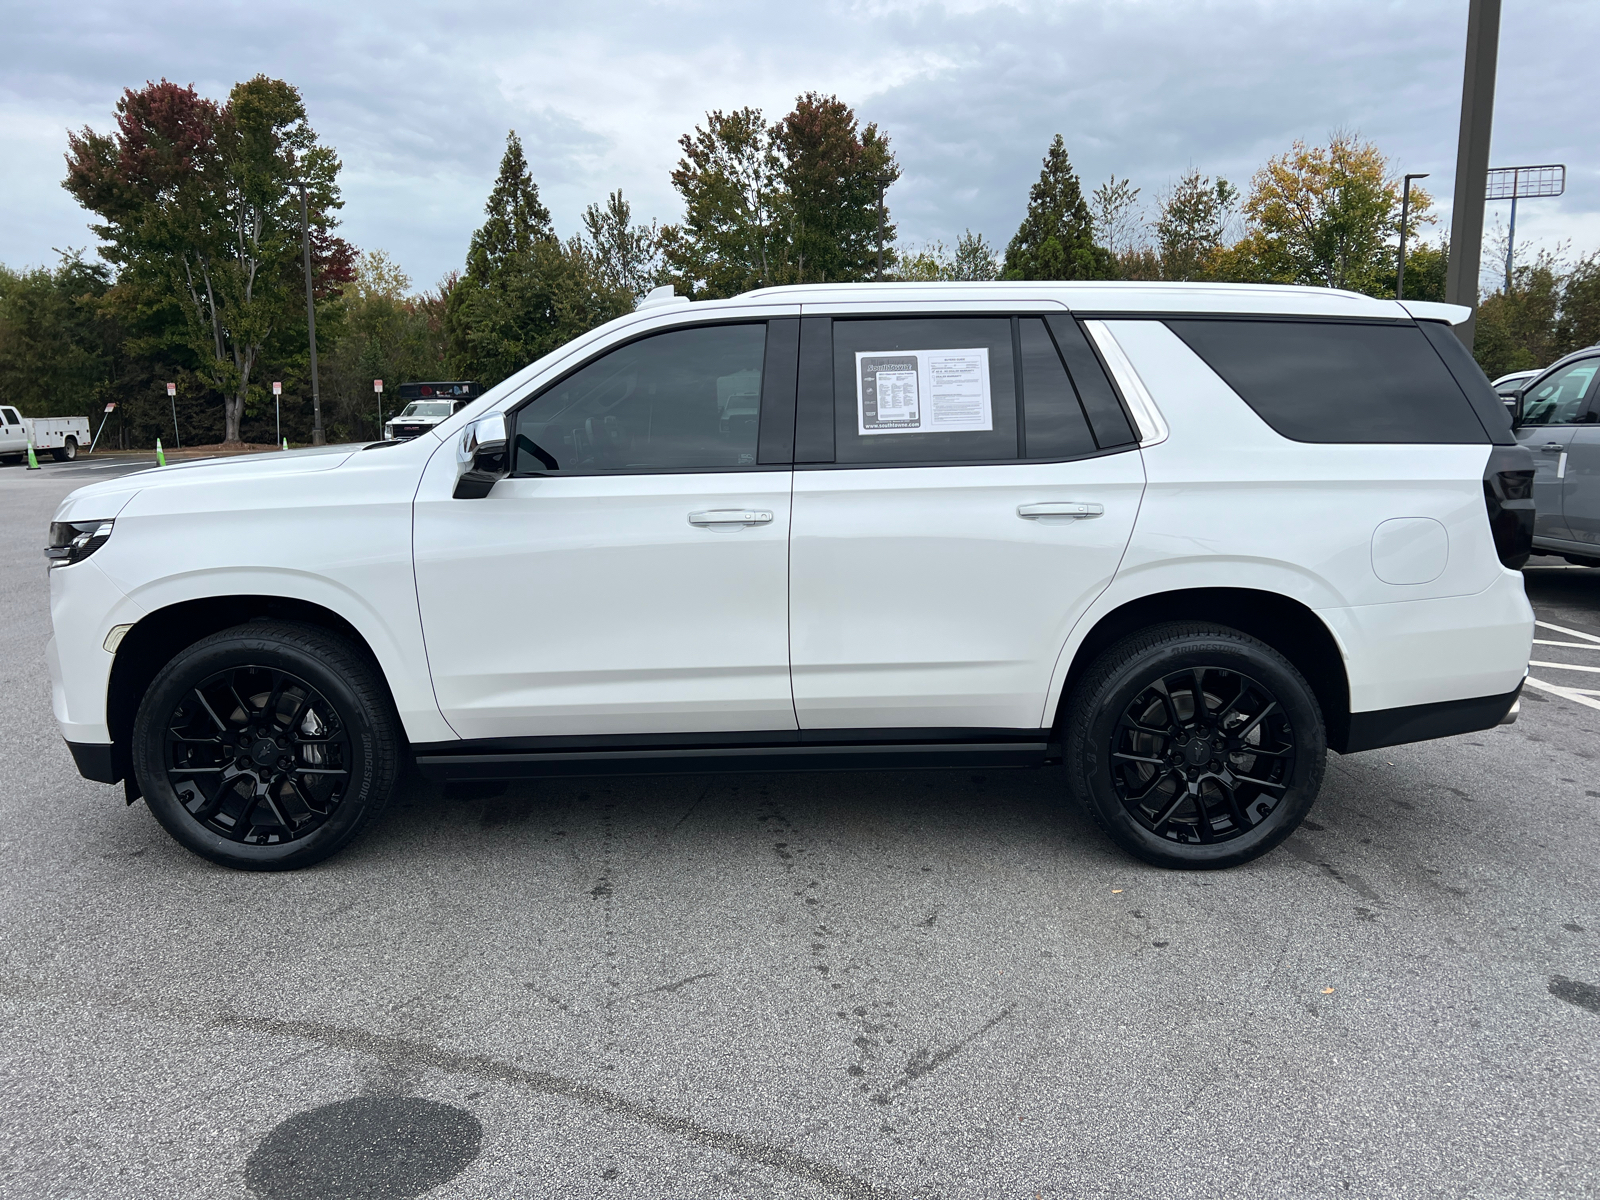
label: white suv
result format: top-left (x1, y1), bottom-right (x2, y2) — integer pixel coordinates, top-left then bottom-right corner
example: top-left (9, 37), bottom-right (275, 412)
top-left (45, 283), bottom-right (1536, 871)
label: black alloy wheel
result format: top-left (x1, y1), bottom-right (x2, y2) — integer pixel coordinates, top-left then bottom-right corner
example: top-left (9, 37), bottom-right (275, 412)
top-left (163, 664), bottom-right (352, 845)
top-left (1065, 622), bottom-right (1325, 869)
top-left (132, 621), bottom-right (400, 870)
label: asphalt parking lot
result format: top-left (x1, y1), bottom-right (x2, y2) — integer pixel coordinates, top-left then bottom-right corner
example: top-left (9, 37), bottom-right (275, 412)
top-left (1, 458), bottom-right (1597, 1200)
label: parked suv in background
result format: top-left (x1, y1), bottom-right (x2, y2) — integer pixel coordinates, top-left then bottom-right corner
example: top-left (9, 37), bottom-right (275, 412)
top-left (1510, 347), bottom-right (1600, 565)
top-left (46, 282), bottom-right (1534, 872)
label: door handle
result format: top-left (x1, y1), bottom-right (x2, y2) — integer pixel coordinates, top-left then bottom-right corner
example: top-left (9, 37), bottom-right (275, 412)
top-left (1017, 502), bottom-right (1104, 519)
top-left (687, 509), bottom-right (774, 526)
top-left (1543, 442), bottom-right (1565, 452)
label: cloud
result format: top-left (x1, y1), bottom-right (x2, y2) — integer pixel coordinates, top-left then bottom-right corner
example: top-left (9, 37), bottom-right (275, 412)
top-left (1, 0), bottom-right (1595, 291)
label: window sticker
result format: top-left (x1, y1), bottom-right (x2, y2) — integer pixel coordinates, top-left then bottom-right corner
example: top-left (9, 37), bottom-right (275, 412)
top-left (856, 348), bottom-right (992, 435)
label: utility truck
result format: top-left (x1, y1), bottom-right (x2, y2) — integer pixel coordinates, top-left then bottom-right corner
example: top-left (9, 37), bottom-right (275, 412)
top-left (0, 405), bottom-right (91, 462)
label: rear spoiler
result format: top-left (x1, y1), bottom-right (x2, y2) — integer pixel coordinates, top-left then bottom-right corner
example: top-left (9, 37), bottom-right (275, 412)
top-left (1400, 300), bottom-right (1472, 325)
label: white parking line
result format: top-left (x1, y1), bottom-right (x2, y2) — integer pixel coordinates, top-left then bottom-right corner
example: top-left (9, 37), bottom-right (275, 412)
top-left (1533, 639), bottom-right (1600, 649)
top-left (1529, 660), bottom-right (1600, 674)
top-left (1536, 620), bottom-right (1600, 644)
top-left (1525, 677), bottom-right (1600, 710)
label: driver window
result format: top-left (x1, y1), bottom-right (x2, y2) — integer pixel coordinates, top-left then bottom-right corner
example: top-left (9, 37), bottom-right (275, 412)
top-left (513, 324), bottom-right (766, 474)
top-left (1520, 360), bottom-right (1599, 425)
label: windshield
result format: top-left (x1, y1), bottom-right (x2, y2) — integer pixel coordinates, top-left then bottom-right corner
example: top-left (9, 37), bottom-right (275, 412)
top-left (399, 402), bottom-right (451, 419)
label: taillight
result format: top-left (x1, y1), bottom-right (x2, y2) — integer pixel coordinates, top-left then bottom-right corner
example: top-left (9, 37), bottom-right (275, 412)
top-left (1482, 444), bottom-right (1534, 569)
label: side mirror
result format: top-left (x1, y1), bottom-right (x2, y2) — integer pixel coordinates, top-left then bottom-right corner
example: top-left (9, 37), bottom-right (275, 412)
top-left (1509, 390), bottom-right (1525, 429)
top-left (453, 412), bottom-right (509, 499)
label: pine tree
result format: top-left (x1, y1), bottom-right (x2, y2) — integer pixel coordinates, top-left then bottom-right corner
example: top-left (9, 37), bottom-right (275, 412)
top-left (463, 131), bottom-right (554, 280)
top-left (1001, 135), bottom-right (1113, 281)
top-left (447, 131), bottom-right (628, 386)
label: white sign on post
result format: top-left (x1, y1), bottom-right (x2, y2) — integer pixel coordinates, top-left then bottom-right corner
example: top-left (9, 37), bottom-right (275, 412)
top-left (272, 381), bottom-right (282, 396)
top-left (373, 380), bottom-right (383, 392)
top-left (104, 403), bottom-right (116, 413)
top-left (166, 382), bottom-right (176, 397)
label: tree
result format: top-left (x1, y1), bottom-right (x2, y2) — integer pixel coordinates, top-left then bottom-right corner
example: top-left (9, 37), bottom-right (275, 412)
top-left (1473, 250), bottom-right (1566, 378)
top-left (63, 77), bottom-right (353, 444)
top-left (447, 131), bottom-right (630, 386)
top-left (890, 230), bottom-right (1000, 282)
top-left (662, 95), bottom-right (901, 297)
top-left (0, 250), bottom-right (117, 420)
top-left (1231, 132), bottom-right (1426, 294)
top-left (582, 190), bottom-right (662, 304)
top-left (321, 250), bottom-right (452, 441)
top-left (659, 108), bottom-right (788, 299)
top-left (1154, 170), bottom-right (1236, 281)
top-left (951, 230), bottom-right (1001, 281)
top-left (1557, 253), bottom-right (1600, 352)
top-left (776, 92), bottom-right (898, 283)
top-left (1090, 176), bottom-right (1144, 259)
top-left (1002, 135), bottom-right (1114, 281)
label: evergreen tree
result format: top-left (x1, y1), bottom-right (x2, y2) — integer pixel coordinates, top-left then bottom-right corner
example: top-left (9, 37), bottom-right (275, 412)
top-left (1002, 135), bottom-right (1113, 281)
top-left (1154, 170), bottom-right (1236, 281)
top-left (447, 131), bottom-right (629, 386)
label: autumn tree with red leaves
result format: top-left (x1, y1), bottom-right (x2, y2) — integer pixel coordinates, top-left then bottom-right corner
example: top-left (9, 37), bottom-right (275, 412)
top-left (64, 76), bottom-right (352, 443)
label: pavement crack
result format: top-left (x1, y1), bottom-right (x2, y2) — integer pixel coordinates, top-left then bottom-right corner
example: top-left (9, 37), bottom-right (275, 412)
top-left (625, 971), bottom-right (718, 999)
top-left (214, 1013), bottom-right (898, 1200)
top-left (871, 1006), bottom-right (1014, 1106)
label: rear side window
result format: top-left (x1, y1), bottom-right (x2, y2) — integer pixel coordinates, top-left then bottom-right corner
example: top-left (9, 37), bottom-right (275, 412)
top-left (1018, 318), bottom-right (1097, 459)
top-left (831, 318), bottom-right (1018, 464)
top-left (1166, 319), bottom-right (1489, 444)
top-left (513, 323), bottom-right (766, 474)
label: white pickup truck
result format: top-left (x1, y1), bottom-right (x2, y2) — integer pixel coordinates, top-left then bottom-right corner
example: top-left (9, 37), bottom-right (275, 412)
top-left (0, 405), bottom-right (91, 463)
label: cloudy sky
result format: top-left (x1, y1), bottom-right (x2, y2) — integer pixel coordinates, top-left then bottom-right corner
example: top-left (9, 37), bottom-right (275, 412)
top-left (3, 0), bottom-right (1595, 293)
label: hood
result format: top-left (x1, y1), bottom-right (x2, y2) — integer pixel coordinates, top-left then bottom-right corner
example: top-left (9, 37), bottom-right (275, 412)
top-left (52, 443), bottom-right (360, 524)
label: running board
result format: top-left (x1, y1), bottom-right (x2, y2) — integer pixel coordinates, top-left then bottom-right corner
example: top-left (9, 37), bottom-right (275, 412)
top-left (413, 740), bottom-right (1052, 783)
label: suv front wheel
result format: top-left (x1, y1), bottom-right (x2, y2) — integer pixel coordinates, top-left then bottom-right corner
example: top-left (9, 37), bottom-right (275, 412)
top-left (131, 621), bottom-right (401, 870)
top-left (1065, 623), bottom-right (1325, 869)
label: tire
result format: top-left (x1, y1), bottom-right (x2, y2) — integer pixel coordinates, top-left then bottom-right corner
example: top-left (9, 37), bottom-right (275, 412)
top-left (131, 621), bottom-right (401, 870)
top-left (51, 437), bottom-right (78, 463)
top-left (1064, 622), bottom-right (1326, 869)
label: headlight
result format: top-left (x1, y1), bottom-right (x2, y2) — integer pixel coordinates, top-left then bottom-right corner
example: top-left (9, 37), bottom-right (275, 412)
top-left (46, 520), bottom-right (115, 568)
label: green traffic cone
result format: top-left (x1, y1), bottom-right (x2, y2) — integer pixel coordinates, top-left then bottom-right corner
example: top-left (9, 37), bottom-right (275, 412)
top-left (155, 438), bottom-right (166, 467)
top-left (282, 437), bottom-right (289, 451)
top-left (25, 442), bottom-right (40, 470)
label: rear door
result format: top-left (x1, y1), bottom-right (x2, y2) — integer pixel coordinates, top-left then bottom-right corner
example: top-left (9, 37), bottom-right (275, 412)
top-left (1516, 358), bottom-right (1599, 542)
top-left (787, 309), bottom-right (1145, 732)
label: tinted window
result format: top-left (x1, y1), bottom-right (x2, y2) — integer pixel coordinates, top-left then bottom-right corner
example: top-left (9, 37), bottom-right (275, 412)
top-left (1520, 359), bottom-right (1599, 426)
top-left (831, 318), bottom-right (1017, 464)
top-left (513, 324), bottom-right (766, 474)
top-left (1019, 318), bottom-right (1097, 458)
top-left (1045, 315), bottom-right (1137, 448)
top-left (1166, 319), bottom-right (1489, 444)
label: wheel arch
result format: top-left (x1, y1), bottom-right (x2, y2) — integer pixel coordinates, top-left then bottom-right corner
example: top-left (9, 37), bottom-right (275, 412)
top-left (107, 595), bottom-right (405, 793)
top-left (1050, 587), bottom-right (1352, 752)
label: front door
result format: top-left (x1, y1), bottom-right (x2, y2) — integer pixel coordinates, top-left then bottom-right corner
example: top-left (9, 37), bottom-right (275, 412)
top-left (788, 312), bottom-right (1145, 732)
top-left (1516, 357), bottom-right (1599, 543)
top-left (413, 318), bottom-right (799, 742)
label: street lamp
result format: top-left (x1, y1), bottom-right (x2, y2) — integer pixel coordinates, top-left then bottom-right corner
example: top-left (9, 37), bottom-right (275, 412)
top-left (1396, 173), bottom-right (1429, 301)
top-left (290, 176), bottom-right (326, 445)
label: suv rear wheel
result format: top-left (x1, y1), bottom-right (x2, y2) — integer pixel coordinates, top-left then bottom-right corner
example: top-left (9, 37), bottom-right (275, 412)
top-left (131, 621), bottom-right (400, 870)
top-left (1065, 622), bottom-right (1325, 869)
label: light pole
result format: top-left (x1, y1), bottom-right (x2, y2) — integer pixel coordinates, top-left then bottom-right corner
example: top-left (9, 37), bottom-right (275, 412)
top-left (1396, 173), bottom-right (1430, 300)
top-left (871, 173), bottom-right (895, 281)
top-left (292, 178), bottom-right (326, 445)
top-left (1444, 0), bottom-right (1501, 347)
